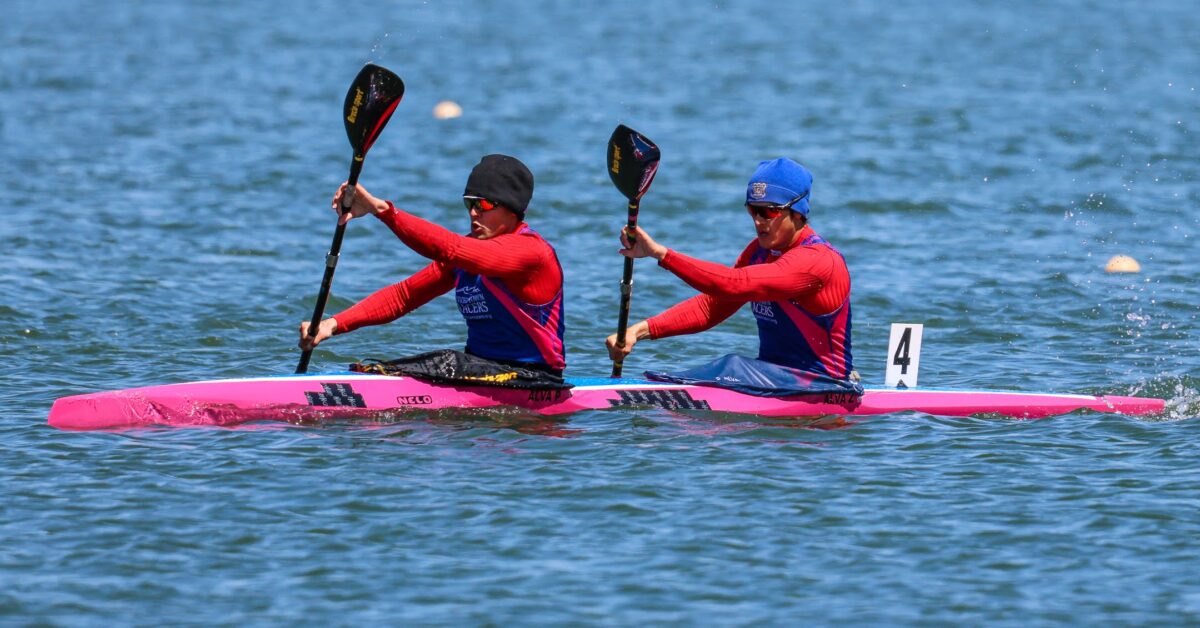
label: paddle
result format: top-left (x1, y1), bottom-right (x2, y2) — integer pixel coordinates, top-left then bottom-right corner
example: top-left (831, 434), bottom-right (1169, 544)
top-left (606, 124), bottom-right (661, 377)
top-left (296, 63), bottom-right (405, 374)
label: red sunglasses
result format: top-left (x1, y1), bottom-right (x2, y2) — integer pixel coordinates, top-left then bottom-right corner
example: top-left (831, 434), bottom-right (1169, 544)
top-left (745, 191), bottom-right (809, 219)
top-left (463, 196), bottom-right (503, 212)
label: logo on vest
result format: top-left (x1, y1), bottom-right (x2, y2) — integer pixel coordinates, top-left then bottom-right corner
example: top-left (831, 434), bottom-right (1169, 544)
top-left (457, 285), bottom-right (490, 317)
top-left (459, 301), bottom-right (490, 316)
top-left (751, 301), bottom-right (776, 321)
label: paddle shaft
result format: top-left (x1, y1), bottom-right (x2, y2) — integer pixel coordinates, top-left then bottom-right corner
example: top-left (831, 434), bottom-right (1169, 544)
top-left (611, 199), bottom-right (640, 377)
top-left (295, 156), bottom-right (364, 374)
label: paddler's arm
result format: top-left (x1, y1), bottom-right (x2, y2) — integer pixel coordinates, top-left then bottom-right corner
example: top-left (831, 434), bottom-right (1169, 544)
top-left (618, 225), bottom-right (824, 302)
top-left (606, 296), bottom-right (742, 362)
top-left (375, 206), bottom-right (548, 276)
top-left (297, 261), bottom-right (455, 350)
top-left (331, 182), bottom-right (528, 272)
top-left (332, 180), bottom-right (544, 276)
top-left (660, 246), bottom-right (827, 302)
top-left (608, 226), bottom-right (741, 361)
top-left (331, 182), bottom-right (556, 302)
top-left (331, 178), bottom-right (549, 272)
top-left (647, 294), bottom-right (743, 337)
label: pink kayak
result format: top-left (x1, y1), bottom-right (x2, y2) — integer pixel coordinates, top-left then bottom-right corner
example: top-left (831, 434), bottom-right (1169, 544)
top-left (47, 373), bottom-right (1166, 430)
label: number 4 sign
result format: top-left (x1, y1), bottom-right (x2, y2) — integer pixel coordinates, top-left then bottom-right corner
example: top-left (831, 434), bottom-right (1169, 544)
top-left (885, 323), bottom-right (923, 388)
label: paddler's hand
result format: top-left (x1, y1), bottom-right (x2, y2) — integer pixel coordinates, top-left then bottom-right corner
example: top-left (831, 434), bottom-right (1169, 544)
top-left (618, 226), bottom-right (668, 260)
top-left (331, 182), bottom-right (390, 225)
top-left (606, 320), bottom-right (651, 362)
top-left (298, 318), bottom-right (339, 351)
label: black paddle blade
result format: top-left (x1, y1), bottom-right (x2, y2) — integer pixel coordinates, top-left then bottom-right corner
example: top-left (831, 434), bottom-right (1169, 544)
top-left (607, 124), bottom-right (660, 201)
top-left (344, 63), bottom-right (405, 156)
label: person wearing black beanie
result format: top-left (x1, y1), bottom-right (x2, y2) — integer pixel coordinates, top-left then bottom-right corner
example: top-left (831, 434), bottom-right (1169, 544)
top-left (462, 154), bottom-right (534, 221)
top-left (298, 154), bottom-right (567, 380)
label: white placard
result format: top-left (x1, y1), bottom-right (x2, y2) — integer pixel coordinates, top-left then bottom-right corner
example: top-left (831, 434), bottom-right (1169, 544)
top-left (885, 323), bottom-right (923, 388)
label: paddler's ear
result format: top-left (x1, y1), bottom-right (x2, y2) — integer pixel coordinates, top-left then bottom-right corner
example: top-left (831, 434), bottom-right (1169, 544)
top-left (790, 210), bottom-right (807, 228)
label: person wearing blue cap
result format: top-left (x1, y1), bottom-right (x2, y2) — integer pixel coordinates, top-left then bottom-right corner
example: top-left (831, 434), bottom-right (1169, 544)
top-left (605, 158), bottom-right (856, 384)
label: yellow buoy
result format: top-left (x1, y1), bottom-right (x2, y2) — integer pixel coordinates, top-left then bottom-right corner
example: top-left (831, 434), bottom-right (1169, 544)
top-left (433, 100), bottom-right (462, 120)
top-left (1105, 255), bottom-right (1141, 273)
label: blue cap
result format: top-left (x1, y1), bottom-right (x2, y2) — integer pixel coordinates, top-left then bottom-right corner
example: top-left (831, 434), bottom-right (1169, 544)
top-left (745, 158), bottom-right (813, 216)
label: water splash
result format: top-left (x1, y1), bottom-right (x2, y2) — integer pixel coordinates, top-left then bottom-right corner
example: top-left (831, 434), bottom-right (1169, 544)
top-left (1128, 374), bottom-right (1200, 422)
top-left (365, 32), bottom-right (393, 66)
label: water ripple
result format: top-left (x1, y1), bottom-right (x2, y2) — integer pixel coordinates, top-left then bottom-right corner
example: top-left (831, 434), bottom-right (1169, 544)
top-left (4, 0), bottom-right (1199, 624)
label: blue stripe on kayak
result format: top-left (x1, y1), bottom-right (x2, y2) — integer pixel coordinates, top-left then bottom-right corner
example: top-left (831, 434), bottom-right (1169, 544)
top-left (566, 377), bottom-right (657, 387)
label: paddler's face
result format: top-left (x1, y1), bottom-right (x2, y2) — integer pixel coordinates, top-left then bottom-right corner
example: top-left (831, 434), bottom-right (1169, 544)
top-left (465, 196), bottom-right (519, 239)
top-left (747, 205), bottom-right (803, 250)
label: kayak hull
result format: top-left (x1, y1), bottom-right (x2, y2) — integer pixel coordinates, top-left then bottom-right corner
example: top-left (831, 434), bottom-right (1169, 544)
top-left (47, 373), bottom-right (1166, 430)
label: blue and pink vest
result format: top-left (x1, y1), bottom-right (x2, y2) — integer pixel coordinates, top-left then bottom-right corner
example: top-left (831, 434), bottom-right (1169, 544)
top-left (453, 226), bottom-right (566, 372)
top-left (746, 233), bottom-right (853, 379)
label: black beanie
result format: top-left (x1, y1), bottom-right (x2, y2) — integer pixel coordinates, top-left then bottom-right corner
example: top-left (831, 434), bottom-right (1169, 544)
top-left (462, 154), bottom-right (534, 218)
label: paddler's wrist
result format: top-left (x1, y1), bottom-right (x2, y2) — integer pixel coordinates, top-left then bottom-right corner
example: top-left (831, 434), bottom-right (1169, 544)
top-left (653, 247), bottom-right (671, 262)
top-left (375, 199), bottom-right (397, 216)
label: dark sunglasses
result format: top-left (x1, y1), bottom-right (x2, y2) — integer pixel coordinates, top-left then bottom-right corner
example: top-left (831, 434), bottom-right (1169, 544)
top-left (463, 196), bottom-right (503, 212)
top-left (745, 191), bottom-right (808, 219)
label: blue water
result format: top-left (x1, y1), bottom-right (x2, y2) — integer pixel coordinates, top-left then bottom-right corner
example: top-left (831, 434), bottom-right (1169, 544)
top-left (4, 0), bottom-right (1199, 623)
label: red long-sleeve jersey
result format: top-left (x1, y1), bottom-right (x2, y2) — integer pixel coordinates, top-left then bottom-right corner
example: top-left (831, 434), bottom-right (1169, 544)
top-left (646, 225), bottom-right (850, 339)
top-left (333, 206), bottom-right (562, 333)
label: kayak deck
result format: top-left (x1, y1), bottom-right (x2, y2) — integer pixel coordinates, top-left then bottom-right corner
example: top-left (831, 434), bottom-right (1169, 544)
top-left (46, 373), bottom-right (1166, 430)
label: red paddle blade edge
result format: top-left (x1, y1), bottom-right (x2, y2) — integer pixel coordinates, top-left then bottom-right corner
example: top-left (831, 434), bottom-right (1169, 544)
top-left (608, 124), bottom-right (660, 201)
top-left (344, 64), bottom-right (405, 156)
